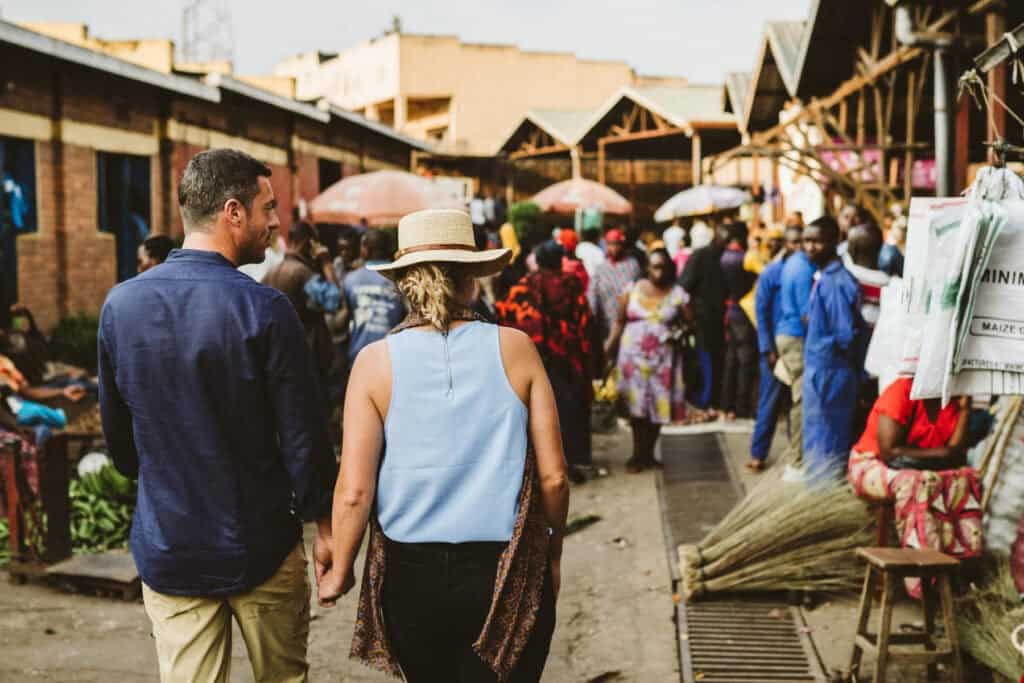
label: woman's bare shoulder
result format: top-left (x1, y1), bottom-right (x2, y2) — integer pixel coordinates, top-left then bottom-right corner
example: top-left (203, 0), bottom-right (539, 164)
top-left (497, 326), bottom-right (538, 362)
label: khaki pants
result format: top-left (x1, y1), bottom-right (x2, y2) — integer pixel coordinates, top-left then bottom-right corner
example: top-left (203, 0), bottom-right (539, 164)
top-left (142, 543), bottom-right (311, 683)
top-left (775, 335), bottom-right (805, 464)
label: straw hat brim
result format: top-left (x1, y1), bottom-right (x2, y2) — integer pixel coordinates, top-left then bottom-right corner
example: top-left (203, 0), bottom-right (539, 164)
top-left (368, 247), bottom-right (513, 278)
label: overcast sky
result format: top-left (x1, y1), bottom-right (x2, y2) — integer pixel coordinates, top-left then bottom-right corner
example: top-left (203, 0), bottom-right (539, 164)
top-left (0, 0), bottom-right (811, 84)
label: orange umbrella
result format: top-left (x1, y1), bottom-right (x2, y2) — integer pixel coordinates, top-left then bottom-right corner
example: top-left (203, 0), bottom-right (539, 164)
top-left (309, 170), bottom-right (460, 227)
top-left (531, 178), bottom-right (632, 215)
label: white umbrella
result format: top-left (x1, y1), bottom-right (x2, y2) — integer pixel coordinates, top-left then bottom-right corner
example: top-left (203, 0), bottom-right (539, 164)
top-left (654, 185), bottom-right (751, 222)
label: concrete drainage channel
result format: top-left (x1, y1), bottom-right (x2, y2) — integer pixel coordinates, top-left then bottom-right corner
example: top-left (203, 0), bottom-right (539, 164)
top-left (655, 429), bottom-right (828, 683)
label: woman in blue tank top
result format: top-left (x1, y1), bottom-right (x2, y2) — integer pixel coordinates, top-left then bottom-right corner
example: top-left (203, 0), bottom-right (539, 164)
top-left (317, 209), bottom-right (570, 682)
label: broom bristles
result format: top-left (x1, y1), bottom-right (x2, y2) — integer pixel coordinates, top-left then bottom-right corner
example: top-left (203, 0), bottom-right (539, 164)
top-left (680, 473), bottom-right (874, 601)
top-left (957, 559), bottom-right (1024, 681)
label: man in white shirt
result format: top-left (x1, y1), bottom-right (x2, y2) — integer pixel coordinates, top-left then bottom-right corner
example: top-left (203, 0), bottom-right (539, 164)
top-left (575, 227), bottom-right (606, 276)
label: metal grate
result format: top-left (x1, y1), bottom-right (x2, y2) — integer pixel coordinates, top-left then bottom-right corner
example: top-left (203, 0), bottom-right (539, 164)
top-left (680, 601), bottom-right (826, 683)
top-left (656, 430), bottom-right (827, 683)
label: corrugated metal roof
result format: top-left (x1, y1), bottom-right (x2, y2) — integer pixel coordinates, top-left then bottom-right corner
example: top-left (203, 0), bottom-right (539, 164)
top-left (577, 84), bottom-right (736, 146)
top-left (207, 73), bottom-right (328, 122)
top-left (316, 101), bottom-right (435, 151)
top-left (527, 109), bottom-right (594, 145)
top-left (0, 20), bottom-right (220, 102)
top-left (724, 72), bottom-right (751, 118)
top-left (765, 21), bottom-right (806, 97)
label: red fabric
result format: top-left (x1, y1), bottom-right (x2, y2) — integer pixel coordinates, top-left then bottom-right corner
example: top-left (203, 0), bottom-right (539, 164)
top-left (558, 229), bottom-right (579, 252)
top-left (852, 377), bottom-right (961, 455)
top-left (562, 257), bottom-right (589, 291)
top-left (604, 229), bottom-right (626, 243)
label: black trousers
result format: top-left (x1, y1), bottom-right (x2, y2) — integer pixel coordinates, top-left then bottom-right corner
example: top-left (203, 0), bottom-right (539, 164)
top-left (545, 358), bottom-right (592, 468)
top-left (383, 537), bottom-right (556, 683)
top-left (722, 312), bottom-right (759, 418)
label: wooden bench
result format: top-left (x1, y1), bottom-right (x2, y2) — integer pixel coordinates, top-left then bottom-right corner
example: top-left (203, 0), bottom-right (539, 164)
top-left (847, 548), bottom-right (961, 683)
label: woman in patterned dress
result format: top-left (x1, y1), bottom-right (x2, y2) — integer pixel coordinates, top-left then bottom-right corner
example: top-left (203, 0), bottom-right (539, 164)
top-left (605, 249), bottom-right (690, 472)
top-left (847, 377), bottom-right (983, 598)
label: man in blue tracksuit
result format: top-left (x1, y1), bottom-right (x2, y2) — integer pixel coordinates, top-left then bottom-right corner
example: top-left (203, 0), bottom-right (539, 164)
top-left (802, 215), bottom-right (866, 478)
top-left (748, 226), bottom-right (803, 471)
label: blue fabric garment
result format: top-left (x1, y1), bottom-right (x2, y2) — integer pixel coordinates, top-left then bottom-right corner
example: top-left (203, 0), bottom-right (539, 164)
top-left (98, 249), bottom-right (336, 597)
top-left (802, 362), bottom-right (858, 477)
top-left (343, 262), bottom-right (406, 362)
top-left (754, 258), bottom-right (786, 355)
top-left (877, 243), bottom-right (904, 277)
top-left (15, 400), bottom-right (66, 428)
top-left (686, 347), bottom-right (715, 409)
top-left (776, 251), bottom-right (816, 338)
top-left (750, 356), bottom-right (788, 461)
top-left (3, 173), bottom-right (27, 230)
top-left (377, 322), bottom-right (527, 543)
top-left (303, 274), bottom-right (342, 313)
top-left (803, 259), bottom-right (865, 369)
top-left (802, 258), bottom-right (865, 476)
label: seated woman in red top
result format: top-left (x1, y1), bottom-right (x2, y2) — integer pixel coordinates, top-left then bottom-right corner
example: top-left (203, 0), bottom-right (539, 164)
top-left (848, 377), bottom-right (983, 597)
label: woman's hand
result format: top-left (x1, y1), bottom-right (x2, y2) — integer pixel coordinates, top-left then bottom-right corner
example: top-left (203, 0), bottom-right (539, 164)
top-left (317, 566), bottom-right (356, 607)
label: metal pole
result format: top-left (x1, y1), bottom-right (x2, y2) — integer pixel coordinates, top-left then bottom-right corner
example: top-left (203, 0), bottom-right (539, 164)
top-left (933, 47), bottom-right (953, 197)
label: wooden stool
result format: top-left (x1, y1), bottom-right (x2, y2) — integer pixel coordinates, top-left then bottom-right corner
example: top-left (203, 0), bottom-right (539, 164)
top-left (847, 548), bottom-right (961, 683)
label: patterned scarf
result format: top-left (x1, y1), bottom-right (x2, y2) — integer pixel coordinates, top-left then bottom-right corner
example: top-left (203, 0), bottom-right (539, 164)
top-left (349, 313), bottom-right (551, 681)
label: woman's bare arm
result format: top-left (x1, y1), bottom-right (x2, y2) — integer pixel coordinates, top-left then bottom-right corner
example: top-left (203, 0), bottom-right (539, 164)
top-left (318, 341), bottom-right (389, 606)
top-left (876, 399), bottom-right (971, 463)
top-left (501, 327), bottom-right (569, 597)
top-left (602, 290), bottom-right (631, 370)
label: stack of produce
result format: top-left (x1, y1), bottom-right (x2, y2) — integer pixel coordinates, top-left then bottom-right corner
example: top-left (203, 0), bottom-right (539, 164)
top-left (679, 468), bottom-right (873, 601)
top-left (70, 452), bottom-right (135, 554)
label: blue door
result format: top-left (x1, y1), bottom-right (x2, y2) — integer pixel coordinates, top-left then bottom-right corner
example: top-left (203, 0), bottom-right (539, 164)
top-left (97, 152), bottom-right (150, 282)
top-left (0, 136), bottom-right (37, 312)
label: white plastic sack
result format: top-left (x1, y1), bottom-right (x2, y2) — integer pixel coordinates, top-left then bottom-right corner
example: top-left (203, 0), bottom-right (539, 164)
top-left (899, 198), bottom-right (967, 378)
top-left (864, 278), bottom-right (907, 393)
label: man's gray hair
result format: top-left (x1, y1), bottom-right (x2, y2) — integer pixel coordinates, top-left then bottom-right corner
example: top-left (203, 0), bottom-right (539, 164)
top-left (178, 149), bottom-right (271, 232)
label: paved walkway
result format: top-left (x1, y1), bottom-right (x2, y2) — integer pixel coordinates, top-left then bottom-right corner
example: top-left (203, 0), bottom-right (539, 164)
top-left (0, 426), bottom-right (679, 682)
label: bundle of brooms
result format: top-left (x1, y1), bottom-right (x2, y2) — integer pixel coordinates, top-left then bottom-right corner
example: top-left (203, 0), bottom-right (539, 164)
top-left (957, 559), bottom-right (1024, 682)
top-left (679, 465), bottom-right (874, 601)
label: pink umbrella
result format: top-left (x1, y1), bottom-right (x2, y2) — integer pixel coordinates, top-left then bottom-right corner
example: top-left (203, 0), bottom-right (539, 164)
top-left (531, 178), bottom-right (632, 215)
top-left (309, 170), bottom-right (460, 227)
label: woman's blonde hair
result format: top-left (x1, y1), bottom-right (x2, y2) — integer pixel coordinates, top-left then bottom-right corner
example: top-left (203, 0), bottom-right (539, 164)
top-left (395, 263), bottom-right (470, 330)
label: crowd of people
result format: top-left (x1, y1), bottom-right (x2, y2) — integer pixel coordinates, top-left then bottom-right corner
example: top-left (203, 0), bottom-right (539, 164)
top-left (0, 145), bottom-right (989, 681)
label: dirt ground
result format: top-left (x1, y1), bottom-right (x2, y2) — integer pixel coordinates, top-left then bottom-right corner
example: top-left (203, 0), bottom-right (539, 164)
top-left (0, 426), bottom-right (679, 682)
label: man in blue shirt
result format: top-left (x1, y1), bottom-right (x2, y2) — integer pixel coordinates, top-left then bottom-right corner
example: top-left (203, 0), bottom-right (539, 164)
top-left (98, 149), bottom-right (336, 681)
top-left (802, 215), bottom-right (866, 477)
top-left (775, 226), bottom-right (818, 463)
top-left (343, 229), bottom-right (406, 364)
top-left (748, 226), bottom-right (802, 471)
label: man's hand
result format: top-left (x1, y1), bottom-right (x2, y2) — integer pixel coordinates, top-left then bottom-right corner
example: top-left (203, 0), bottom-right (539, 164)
top-left (313, 518), bottom-right (333, 589)
top-left (766, 351), bottom-right (779, 369)
top-left (317, 566), bottom-right (355, 607)
top-left (62, 385), bottom-right (87, 402)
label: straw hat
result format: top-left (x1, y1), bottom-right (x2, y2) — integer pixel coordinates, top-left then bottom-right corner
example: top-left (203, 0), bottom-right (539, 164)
top-left (369, 209), bottom-right (511, 278)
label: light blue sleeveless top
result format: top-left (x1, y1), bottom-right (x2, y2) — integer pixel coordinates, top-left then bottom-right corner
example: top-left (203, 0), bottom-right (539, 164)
top-left (377, 321), bottom-right (528, 543)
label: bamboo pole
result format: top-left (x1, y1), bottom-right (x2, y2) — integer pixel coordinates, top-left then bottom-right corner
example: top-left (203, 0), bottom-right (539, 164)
top-left (904, 70), bottom-right (917, 202)
top-left (980, 397), bottom-right (1023, 514)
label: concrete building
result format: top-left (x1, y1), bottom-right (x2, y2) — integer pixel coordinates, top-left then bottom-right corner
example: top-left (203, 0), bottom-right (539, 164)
top-left (274, 32), bottom-right (686, 156)
top-left (0, 21), bottom-right (427, 331)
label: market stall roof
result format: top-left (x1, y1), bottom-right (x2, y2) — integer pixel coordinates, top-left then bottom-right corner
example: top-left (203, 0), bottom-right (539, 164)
top-left (789, 0), bottom-right (875, 100)
top-left (723, 72), bottom-right (752, 117)
top-left (741, 21), bottom-right (806, 133)
top-left (576, 84), bottom-right (736, 152)
top-left (496, 108), bottom-right (593, 159)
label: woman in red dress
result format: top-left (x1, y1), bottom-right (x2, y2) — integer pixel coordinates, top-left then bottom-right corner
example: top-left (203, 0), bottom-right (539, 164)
top-left (847, 377), bottom-right (983, 597)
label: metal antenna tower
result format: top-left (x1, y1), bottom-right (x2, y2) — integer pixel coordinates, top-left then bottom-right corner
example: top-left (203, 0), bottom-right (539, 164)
top-left (180, 0), bottom-right (235, 66)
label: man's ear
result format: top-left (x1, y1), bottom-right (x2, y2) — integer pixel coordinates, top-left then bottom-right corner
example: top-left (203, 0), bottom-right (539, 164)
top-left (224, 198), bottom-right (244, 226)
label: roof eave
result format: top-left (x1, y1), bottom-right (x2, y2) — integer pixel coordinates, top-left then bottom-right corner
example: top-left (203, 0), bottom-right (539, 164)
top-left (0, 20), bottom-right (220, 102)
top-left (206, 73), bottom-right (328, 122)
